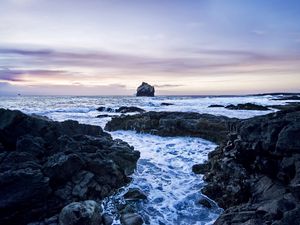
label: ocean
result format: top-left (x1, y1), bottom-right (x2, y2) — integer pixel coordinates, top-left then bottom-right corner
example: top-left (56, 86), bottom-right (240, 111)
top-left (0, 95), bottom-right (289, 225)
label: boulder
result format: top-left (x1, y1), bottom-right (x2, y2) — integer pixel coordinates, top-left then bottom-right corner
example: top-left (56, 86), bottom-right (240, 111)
top-left (59, 200), bottom-right (102, 225)
top-left (120, 213), bottom-right (144, 225)
top-left (123, 188), bottom-right (147, 201)
top-left (136, 82), bottom-right (155, 97)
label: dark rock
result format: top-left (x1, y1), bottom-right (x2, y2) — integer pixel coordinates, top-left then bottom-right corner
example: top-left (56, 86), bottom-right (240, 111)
top-left (192, 163), bottom-right (210, 174)
top-left (105, 111), bottom-right (240, 144)
top-left (96, 107), bottom-right (114, 112)
top-left (0, 108), bottom-right (140, 225)
top-left (136, 82), bottom-right (155, 97)
top-left (123, 188), bottom-right (147, 201)
top-left (198, 107), bottom-right (300, 224)
top-left (120, 213), bottom-right (144, 225)
top-left (198, 198), bottom-right (213, 208)
top-left (208, 104), bottom-right (224, 108)
top-left (96, 114), bottom-right (111, 118)
top-left (102, 213), bottom-right (113, 225)
top-left (272, 95), bottom-right (300, 101)
top-left (225, 103), bottom-right (269, 111)
top-left (59, 200), bottom-right (102, 225)
top-left (116, 106), bottom-right (145, 113)
top-left (161, 103), bottom-right (174, 106)
top-left (270, 102), bottom-right (300, 111)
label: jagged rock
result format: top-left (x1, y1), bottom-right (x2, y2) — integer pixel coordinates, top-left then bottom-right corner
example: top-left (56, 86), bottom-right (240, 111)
top-left (136, 82), bottom-right (155, 97)
top-left (0, 108), bottom-right (140, 225)
top-left (105, 111), bottom-right (240, 144)
top-left (196, 107), bottom-right (300, 224)
top-left (120, 213), bottom-right (144, 225)
top-left (59, 200), bottom-right (102, 225)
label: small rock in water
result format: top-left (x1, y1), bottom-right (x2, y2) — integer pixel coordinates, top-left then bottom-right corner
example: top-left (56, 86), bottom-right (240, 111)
top-left (96, 106), bottom-right (114, 112)
top-left (120, 213), bottom-right (144, 225)
top-left (116, 106), bottom-right (145, 113)
top-left (59, 200), bottom-right (102, 225)
top-left (123, 188), bottom-right (147, 201)
top-left (161, 102), bottom-right (174, 106)
top-left (208, 104), bottom-right (224, 108)
top-left (198, 198), bottom-right (213, 209)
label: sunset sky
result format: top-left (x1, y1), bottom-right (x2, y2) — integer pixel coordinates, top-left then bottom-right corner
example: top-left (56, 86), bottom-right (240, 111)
top-left (1, 0), bottom-right (300, 95)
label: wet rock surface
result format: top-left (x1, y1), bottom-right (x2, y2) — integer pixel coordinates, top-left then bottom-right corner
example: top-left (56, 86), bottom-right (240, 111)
top-left (136, 82), bottom-right (155, 97)
top-left (0, 108), bottom-right (140, 225)
top-left (197, 107), bottom-right (300, 225)
top-left (105, 111), bottom-right (240, 144)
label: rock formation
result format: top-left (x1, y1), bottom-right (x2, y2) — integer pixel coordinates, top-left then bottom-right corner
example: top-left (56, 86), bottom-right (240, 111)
top-left (136, 82), bottom-right (155, 97)
top-left (105, 111), bottom-right (239, 144)
top-left (196, 107), bottom-right (300, 225)
top-left (0, 108), bottom-right (140, 225)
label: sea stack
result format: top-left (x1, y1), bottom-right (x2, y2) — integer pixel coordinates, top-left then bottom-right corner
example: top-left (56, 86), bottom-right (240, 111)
top-left (136, 82), bottom-right (155, 97)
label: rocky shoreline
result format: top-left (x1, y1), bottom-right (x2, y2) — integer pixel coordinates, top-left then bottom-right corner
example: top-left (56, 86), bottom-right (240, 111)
top-left (105, 106), bottom-right (300, 224)
top-left (0, 108), bottom-right (140, 225)
top-left (197, 106), bottom-right (300, 225)
top-left (1, 102), bottom-right (299, 225)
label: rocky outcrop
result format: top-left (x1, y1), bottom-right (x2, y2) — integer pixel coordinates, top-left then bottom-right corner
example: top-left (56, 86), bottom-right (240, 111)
top-left (208, 104), bottom-right (224, 108)
top-left (136, 82), bottom-right (155, 97)
top-left (0, 108), bottom-right (140, 225)
top-left (197, 107), bottom-right (300, 225)
top-left (105, 111), bottom-right (239, 144)
top-left (225, 103), bottom-right (270, 111)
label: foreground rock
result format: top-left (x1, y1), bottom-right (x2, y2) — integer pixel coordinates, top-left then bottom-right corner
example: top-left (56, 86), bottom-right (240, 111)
top-left (197, 107), bottom-right (300, 225)
top-left (105, 111), bottom-right (239, 144)
top-left (120, 213), bottom-right (144, 225)
top-left (136, 82), bottom-right (155, 97)
top-left (59, 200), bottom-right (102, 225)
top-left (225, 103), bottom-right (269, 110)
top-left (0, 108), bottom-right (140, 225)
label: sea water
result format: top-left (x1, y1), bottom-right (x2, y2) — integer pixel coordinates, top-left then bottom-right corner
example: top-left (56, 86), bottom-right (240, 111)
top-left (0, 95), bottom-right (290, 224)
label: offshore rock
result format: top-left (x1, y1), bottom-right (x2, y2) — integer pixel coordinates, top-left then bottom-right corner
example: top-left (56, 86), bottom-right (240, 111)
top-left (136, 82), bottom-right (155, 97)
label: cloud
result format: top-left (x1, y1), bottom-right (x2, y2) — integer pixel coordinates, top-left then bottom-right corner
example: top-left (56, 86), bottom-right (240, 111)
top-left (1, 46), bottom-right (300, 81)
top-left (154, 84), bottom-right (184, 88)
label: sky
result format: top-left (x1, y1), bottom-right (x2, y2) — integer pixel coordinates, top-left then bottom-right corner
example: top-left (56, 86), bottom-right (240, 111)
top-left (0, 0), bottom-right (300, 95)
